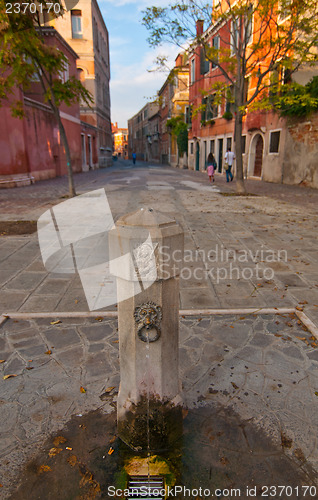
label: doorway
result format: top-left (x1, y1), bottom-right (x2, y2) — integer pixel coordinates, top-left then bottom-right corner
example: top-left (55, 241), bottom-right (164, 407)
top-left (195, 142), bottom-right (200, 171)
top-left (218, 138), bottom-right (223, 172)
top-left (88, 135), bottom-right (93, 169)
top-left (254, 134), bottom-right (263, 177)
top-left (248, 133), bottom-right (264, 178)
top-left (81, 134), bottom-right (88, 172)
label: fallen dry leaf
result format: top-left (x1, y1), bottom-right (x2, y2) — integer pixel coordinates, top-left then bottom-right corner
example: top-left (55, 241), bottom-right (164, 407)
top-left (80, 386), bottom-right (86, 393)
top-left (295, 306), bottom-right (303, 311)
top-left (3, 374), bottom-right (17, 380)
top-left (112, 340), bottom-right (119, 343)
top-left (45, 350), bottom-right (52, 355)
top-left (66, 447), bottom-right (73, 451)
top-left (108, 447), bottom-right (114, 455)
top-left (68, 455), bottom-right (77, 467)
top-left (95, 317), bottom-right (103, 322)
top-left (50, 320), bottom-right (61, 325)
top-left (53, 436), bottom-right (67, 446)
top-left (109, 436), bottom-right (116, 444)
top-left (49, 447), bottom-right (62, 457)
top-left (295, 336), bottom-right (306, 341)
top-left (105, 386), bottom-right (115, 393)
top-left (38, 465), bottom-right (52, 474)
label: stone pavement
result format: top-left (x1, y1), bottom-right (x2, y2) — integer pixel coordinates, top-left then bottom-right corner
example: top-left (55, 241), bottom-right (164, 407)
top-left (0, 161), bottom-right (318, 497)
top-left (1, 313), bottom-right (318, 498)
top-left (0, 160), bottom-right (317, 323)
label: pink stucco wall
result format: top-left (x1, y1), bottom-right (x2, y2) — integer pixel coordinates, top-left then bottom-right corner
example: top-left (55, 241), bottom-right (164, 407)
top-left (0, 28), bottom-right (82, 182)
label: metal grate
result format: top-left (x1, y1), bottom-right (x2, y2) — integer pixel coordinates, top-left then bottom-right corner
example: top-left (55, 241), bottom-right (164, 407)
top-left (128, 476), bottom-right (164, 499)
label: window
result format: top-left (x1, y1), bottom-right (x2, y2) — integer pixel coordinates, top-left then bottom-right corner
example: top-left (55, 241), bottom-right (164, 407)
top-left (225, 85), bottom-right (234, 114)
top-left (226, 137), bottom-right (232, 151)
top-left (211, 36), bottom-right (220, 69)
top-left (71, 10), bottom-right (83, 39)
top-left (231, 18), bottom-right (240, 55)
top-left (185, 106), bottom-right (192, 125)
top-left (244, 5), bottom-right (253, 45)
top-left (201, 95), bottom-right (218, 122)
top-left (59, 59), bottom-right (69, 83)
top-left (25, 56), bottom-right (41, 82)
top-left (281, 66), bottom-right (292, 85)
top-left (269, 131), bottom-right (280, 153)
top-left (200, 48), bottom-right (209, 75)
top-left (190, 142), bottom-right (194, 154)
top-left (210, 139), bottom-right (215, 154)
top-left (191, 59), bottom-right (195, 84)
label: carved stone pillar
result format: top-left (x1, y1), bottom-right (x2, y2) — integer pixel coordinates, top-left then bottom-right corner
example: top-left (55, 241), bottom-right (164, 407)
top-left (109, 208), bottom-right (183, 451)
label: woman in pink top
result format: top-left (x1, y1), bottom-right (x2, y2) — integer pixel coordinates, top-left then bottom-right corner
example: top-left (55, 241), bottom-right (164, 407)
top-left (206, 152), bottom-right (217, 183)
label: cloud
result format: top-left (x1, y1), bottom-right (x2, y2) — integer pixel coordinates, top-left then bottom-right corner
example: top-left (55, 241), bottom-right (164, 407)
top-left (110, 44), bottom-right (180, 127)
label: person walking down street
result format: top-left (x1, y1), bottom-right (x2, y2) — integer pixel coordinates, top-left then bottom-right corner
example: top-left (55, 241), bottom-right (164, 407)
top-left (206, 152), bottom-right (217, 183)
top-left (132, 152), bottom-right (136, 165)
top-left (224, 148), bottom-right (235, 182)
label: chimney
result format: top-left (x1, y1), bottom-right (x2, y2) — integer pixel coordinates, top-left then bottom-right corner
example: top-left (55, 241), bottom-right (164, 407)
top-left (196, 19), bottom-right (204, 36)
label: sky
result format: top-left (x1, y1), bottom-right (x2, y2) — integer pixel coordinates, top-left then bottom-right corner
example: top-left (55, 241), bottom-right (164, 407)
top-left (99, 0), bottom-right (180, 128)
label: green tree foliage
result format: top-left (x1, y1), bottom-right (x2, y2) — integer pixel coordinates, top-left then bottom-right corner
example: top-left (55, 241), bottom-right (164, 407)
top-left (142, 0), bottom-right (318, 193)
top-left (0, 0), bottom-right (93, 196)
top-left (167, 116), bottom-right (188, 155)
top-left (275, 77), bottom-right (318, 117)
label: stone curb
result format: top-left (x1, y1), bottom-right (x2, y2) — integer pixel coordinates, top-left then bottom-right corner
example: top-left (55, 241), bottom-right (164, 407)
top-left (1, 306), bottom-right (317, 338)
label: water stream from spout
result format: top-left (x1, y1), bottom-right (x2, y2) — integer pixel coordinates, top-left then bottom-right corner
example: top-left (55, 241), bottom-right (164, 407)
top-left (146, 338), bottom-right (151, 481)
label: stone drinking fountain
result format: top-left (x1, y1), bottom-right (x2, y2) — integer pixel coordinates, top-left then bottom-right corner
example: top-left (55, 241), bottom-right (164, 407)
top-left (109, 207), bottom-right (184, 494)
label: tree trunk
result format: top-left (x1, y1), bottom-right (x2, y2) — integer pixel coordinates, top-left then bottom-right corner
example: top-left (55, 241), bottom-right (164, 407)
top-left (54, 110), bottom-right (76, 197)
top-left (234, 110), bottom-right (246, 194)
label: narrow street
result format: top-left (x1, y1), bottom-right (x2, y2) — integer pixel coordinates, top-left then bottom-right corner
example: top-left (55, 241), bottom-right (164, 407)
top-left (0, 160), bottom-right (317, 323)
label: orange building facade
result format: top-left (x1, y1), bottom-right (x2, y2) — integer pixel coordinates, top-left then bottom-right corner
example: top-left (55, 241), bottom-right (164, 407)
top-left (112, 123), bottom-right (128, 159)
top-left (188, 4), bottom-right (318, 187)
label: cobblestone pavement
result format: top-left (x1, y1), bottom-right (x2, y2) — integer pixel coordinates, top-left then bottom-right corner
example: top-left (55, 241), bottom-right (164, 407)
top-left (1, 313), bottom-right (318, 498)
top-left (0, 160), bottom-right (317, 323)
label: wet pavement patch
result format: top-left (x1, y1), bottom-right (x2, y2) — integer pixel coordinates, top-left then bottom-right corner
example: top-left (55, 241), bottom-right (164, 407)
top-left (8, 405), bottom-right (317, 499)
top-left (0, 221), bottom-right (37, 236)
top-left (1, 313), bottom-right (318, 498)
